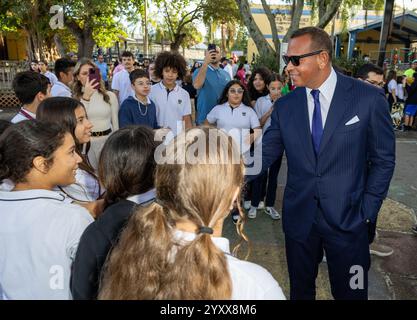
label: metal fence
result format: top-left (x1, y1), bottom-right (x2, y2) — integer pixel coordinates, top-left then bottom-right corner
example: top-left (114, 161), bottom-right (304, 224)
top-left (0, 61), bottom-right (27, 108)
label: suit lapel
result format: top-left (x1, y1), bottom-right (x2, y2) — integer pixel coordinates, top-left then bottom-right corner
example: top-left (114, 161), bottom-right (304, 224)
top-left (293, 88), bottom-right (316, 170)
top-left (318, 73), bottom-right (353, 157)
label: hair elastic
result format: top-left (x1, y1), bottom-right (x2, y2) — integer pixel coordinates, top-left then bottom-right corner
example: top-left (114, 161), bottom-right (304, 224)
top-left (198, 226), bottom-right (213, 235)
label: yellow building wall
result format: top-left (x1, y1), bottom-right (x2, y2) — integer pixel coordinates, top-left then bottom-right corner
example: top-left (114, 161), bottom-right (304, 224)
top-left (5, 31), bottom-right (27, 60)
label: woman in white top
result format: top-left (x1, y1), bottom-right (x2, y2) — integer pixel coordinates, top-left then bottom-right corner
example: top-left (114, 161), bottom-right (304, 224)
top-left (73, 58), bottom-right (119, 170)
top-left (0, 121), bottom-right (94, 299)
top-left (98, 127), bottom-right (285, 300)
top-left (37, 97), bottom-right (103, 217)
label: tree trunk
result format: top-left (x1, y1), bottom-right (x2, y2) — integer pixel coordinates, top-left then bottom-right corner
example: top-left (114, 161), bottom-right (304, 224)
top-left (226, 22), bottom-right (236, 54)
top-left (260, 0), bottom-right (280, 54)
top-left (283, 0), bottom-right (304, 42)
top-left (221, 23), bottom-right (227, 55)
top-left (170, 33), bottom-right (186, 52)
top-left (54, 34), bottom-right (66, 57)
top-left (235, 0), bottom-right (275, 58)
top-left (66, 21), bottom-right (96, 58)
top-left (316, 0), bottom-right (343, 29)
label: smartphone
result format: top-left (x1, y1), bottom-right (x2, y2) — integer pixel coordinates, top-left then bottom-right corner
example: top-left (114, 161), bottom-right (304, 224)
top-left (88, 68), bottom-right (101, 88)
top-left (208, 43), bottom-right (216, 52)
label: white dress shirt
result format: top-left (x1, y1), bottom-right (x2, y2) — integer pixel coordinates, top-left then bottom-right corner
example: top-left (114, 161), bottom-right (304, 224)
top-left (111, 69), bottom-right (134, 105)
top-left (305, 67), bottom-right (337, 131)
top-left (51, 81), bottom-right (72, 98)
top-left (0, 189), bottom-right (93, 300)
top-left (172, 229), bottom-right (286, 300)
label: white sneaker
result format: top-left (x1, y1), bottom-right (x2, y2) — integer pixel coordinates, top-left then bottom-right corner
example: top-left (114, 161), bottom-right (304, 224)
top-left (248, 206), bottom-right (257, 219)
top-left (258, 201), bottom-right (265, 209)
top-left (243, 200), bottom-right (251, 210)
top-left (265, 207), bottom-right (281, 220)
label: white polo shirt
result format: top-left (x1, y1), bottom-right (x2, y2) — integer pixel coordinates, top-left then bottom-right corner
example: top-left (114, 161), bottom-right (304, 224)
top-left (10, 108), bottom-right (36, 124)
top-left (254, 94), bottom-right (274, 133)
top-left (0, 189), bottom-right (93, 300)
top-left (172, 229), bottom-right (286, 300)
top-left (206, 102), bottom-right (260, 154)
top-left (43, 71), bottom-right (58, 86)
top-left (54, 169), bottom-right (101, 202)
top-left (111, 69), bottom-right (134, 105)
top-left (149, 82), bottom-right (191, 136)
top-left (51, 81), bottom-right (72, 98)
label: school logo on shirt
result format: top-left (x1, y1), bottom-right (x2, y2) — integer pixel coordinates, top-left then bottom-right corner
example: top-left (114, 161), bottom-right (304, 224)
top-left (178, 99), bottom-right (182, 104)
top-left (242, 112), bottom-right (246, 116)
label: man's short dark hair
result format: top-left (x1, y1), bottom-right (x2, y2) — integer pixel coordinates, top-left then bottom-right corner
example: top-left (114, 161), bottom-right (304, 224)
top-left (129, 69), bottom-right (150, 84)
top-left (121, 51), bottom-right (134, 59)
top-left (54, 58), bottom-right (76, 80)
top-left (290, 27), bottom-right (333, 61)
top-left (355, 63), bottom-right (383, 80)
top-left (12, 71), bottom-right (50, 105)
top-left (154, 51), bottom-right (187, 80)
top-left (220, 57), bottom-right (228, 63)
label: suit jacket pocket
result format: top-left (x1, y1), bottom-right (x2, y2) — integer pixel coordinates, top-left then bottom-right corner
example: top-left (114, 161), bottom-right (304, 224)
top-left (335, 121), bottom-right (362, 133)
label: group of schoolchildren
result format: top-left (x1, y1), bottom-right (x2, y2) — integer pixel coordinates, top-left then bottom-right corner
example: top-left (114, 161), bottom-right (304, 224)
top-left (0, 49), bottom-right (288, 300)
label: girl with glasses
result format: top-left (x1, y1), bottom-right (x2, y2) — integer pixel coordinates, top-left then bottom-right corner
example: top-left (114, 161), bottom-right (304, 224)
top-left (205, 80), bottom-right (261, 223)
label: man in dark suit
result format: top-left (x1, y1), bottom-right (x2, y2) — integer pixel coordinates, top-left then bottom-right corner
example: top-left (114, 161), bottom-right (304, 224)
top-left (258, 27), bottom-right (395, 299)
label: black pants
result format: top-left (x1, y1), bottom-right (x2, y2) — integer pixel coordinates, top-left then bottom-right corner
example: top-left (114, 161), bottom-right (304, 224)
top-left (285, 209), bottom-right (371, 300)
top-left (251, 155), bottom-right (282, 207)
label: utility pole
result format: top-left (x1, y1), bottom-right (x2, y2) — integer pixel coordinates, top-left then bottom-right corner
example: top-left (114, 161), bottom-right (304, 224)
top-left (377, 0), bottom-right (395, 67)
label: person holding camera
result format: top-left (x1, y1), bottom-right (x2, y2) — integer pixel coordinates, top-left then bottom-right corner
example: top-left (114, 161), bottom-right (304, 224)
top-left (192, 45), bottom-right (231, 125)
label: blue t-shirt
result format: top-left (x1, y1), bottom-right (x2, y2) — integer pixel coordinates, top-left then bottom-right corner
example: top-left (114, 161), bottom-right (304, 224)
top-left (96, 61), bottom-right (108, 82)
top-left (118, 96), bottom-right (159, 129)
top-left (192, 65), bottom-right (231, 124)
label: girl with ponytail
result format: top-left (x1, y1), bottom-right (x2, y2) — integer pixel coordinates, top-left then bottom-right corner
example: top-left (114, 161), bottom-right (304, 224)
top-left (98, 127), bottom-right (285, 300)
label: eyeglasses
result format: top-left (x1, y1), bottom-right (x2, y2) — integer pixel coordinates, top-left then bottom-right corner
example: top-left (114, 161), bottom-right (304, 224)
top-left (229, 88), bottom-right (244, 94)
top-left (283, 50), bottom-right (324, 66)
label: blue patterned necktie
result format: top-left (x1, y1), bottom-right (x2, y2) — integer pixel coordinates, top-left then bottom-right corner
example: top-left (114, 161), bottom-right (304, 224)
top-left (310, 89), bottom-right (323, 156)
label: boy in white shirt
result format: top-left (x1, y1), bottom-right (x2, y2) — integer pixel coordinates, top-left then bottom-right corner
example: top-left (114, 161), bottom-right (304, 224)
top-left (10, 71), bottom-right (51, 123)
top-left (51, 58), bottom-right (75, 97)
top-left (39, 60), bottom-right (58, 86)
top-left (149, 51), bottom-right (192, 137)
top-left (111, 51), bottom-right (135, 105)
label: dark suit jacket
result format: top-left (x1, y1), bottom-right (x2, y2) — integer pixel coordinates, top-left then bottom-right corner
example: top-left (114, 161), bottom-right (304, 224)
top-left (260, 72), bottom-right (395, 242)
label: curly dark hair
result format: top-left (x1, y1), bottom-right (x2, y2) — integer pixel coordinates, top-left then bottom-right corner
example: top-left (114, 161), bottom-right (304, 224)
top-left (218, 80), bottom-right (251, 106)
top-left (154, 51), bottom-right (187, 81)
top-left (247, 67), bottom-right (272, 101)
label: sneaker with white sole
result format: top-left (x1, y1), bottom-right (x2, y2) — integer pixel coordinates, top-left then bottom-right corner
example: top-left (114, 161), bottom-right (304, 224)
top-left (265, 207), bottom-right (281, 220)
top-left (370, 243), bottom-right (394, 257)
top-left (258, 201), bottom-right (265, 209)
top-left (243, 200), bottom-right (251, 210)
top-left (248, 206), bottom-right (257, 219)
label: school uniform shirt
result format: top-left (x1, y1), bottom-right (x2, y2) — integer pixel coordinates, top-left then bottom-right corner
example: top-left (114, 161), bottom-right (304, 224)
top-left (149, 82), bottom-right (191, 136)
top-left (0, 189), bottom-right (94, 300)
top-left (71, 188), bottom-right (156, 300)
top-left (54, 169), bottom-right (101, 202)
top-left (172, 229), bottom-right (286, 300)
top-left (111, 69), bottom-right (134, 105)
top-left (51, 81), bottom-right (72, 98)
top-left (206, 102), bottom-right (260, 155)
top-left (10, 108), bottom-right (36, 124)
top-left (42, 71), bottom-right (58, 86)
top-left (0, 179), bottom-right (14, 191)
top-left (397, 83), bottom-right (405, 101)
top-left (254, 94), bottom-right (274, 133)
top-left (118, 95), bottom-right (159, 129)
